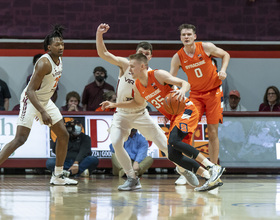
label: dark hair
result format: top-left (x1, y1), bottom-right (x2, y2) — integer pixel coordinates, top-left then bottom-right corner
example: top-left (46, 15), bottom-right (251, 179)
top-left (178, 24), bottom-right (196, 34)
top-left (66, 91), bottom-right (81, 105)
top-left (33, 54), bottom-right (43, 65)
top-left (129, 53), bottom-right (148, 68)
top-left (93, 66), bottom-right (108, 79)
top-left (136, 42), bottom-right (153, 54)
top-left (263, 86), bottom-right (280, 105)
top-left (43, 24), bottom-right (65, 51)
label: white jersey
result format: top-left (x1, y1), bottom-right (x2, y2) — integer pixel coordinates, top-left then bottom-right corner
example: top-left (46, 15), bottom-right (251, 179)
top-left (23, 53), bottom-right (62, 102)
top-left (116, 67), bottom-right (151, 113)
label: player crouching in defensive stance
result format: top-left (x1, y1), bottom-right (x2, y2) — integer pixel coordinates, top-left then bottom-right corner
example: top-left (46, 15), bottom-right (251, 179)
top-left (102, 54), bottom-right (225, 191)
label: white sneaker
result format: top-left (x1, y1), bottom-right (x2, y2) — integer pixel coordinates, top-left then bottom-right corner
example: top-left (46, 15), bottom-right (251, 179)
top-left (50, 173), bottom-right (78, 185)
top-left (208, 165), bottom-right (225, 185)
top-left (118, 177), bottom-right (141, 191)
top-left (175, 175), bottom-right (187, 185)
top-left (176, 167), bottom-right (199, 187)
top-left (80, 169), bottom-right (89, 177)
top-left (62, 170), bottom-right (70, 177)
top-left (194, 179), bottom-right (221, 192)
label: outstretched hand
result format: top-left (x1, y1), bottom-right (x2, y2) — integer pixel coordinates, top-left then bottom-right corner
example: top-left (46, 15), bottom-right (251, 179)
top-left (97, 23), bottom-right (110, 34)
top-left (100, 101), bottom-right (115, 111)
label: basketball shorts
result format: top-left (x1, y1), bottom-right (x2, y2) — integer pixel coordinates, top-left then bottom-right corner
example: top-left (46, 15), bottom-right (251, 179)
top-left (17, 93), bottom-right (62, 129)
top-left (189, 85), bottom-right (223, 124)
top-left (168, 101), bottom-right (199, 145)
top-left (109, 108), bottom-right (165, 141)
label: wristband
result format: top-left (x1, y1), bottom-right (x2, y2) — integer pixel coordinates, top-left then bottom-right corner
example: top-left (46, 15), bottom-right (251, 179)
top-left (73, 164), bottom-right (79, 167)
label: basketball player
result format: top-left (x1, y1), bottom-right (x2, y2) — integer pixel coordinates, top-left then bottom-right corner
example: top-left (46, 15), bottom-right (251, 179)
top-left (0, 25), bottom-right (77, 185)
top-left (170, 24), bottom-right (230, 165)
top-left (96, 23), bottom-right (194, 191)
top-left (102, 53), bottom-right (225, 191)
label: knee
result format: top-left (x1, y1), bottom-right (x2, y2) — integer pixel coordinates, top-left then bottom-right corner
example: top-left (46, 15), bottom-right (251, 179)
top-left (168, 145), bottom-right (180, 162)
top-left (57, 130), bottom-right (69, 142)
top-left (168, 137), bottom-right (180, 149)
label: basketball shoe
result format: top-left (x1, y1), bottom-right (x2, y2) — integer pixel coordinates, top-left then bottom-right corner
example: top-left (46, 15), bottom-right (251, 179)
top-left (50, 173), bottom-right (78, 185)
top-left (175, 175), bottom-right (187, 185)
top-left (176, 167), bottom-right (199, 187)
top-left (118, 177), bottom-right (141, 191)
top-left (208, 165), bottom-right (225, 185)
top-left (194, 178), bottom-right (223, 192)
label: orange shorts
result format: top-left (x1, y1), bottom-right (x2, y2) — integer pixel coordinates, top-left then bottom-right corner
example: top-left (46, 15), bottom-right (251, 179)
top-left (189, 85), bottom-right (223, 124)
top-left (168, 101), bottom-right (199, 145)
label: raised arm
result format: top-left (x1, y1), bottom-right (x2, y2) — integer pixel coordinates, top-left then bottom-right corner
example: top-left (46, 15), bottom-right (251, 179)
top-left (169, 53), bottom-right (181, 77)
top-left (203, 42), bottom-right (230, 80)
top-left (96, 23), bottom-right (129, 76)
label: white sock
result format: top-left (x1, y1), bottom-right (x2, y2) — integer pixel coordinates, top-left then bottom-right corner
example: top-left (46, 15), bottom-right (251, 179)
top-left (126, 168), bottom-right (136, 179)
top-left (201, 170), bottom-right (210, 179)
top-left (54, 166), bottom-right (63, 176)
top-left (201, 158), bottom-right (214, 168)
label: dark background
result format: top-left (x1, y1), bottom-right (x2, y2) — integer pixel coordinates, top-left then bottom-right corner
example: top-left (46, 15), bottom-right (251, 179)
top-left (1, 0), bottom-right (279, 41)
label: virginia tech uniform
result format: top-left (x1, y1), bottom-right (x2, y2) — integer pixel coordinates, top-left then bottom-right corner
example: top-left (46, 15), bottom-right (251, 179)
top-left (17, 54), bottom-right (63, 128)
top-left (177, 42), bottom-right (223, 124)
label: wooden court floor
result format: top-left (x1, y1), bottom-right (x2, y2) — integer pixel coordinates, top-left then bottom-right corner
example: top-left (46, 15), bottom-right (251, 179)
top-left (0, 174), bottom-right (280, 220)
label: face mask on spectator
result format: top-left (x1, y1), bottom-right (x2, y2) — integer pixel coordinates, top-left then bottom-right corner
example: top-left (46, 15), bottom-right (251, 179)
top-left (96, 75), bottom-right (105, 82)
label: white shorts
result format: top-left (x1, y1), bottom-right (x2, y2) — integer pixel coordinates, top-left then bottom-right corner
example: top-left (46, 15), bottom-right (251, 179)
top-left (17, 93), bottom-right (62, 129)
top-left (110, 109), bottom-right (164, 141)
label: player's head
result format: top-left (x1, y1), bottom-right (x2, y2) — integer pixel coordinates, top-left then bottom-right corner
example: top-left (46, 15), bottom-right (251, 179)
top-left (178, 24), bottom-right (197, 45)
top-left (136, 42), bottom-right (153, 61)
top-left (129, 53), bottom-right (148, 79)
top-left (43, 24), bottom-right (65, 56)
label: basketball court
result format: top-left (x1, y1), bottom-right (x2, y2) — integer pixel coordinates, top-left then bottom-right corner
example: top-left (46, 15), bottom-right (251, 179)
top-left (0, 173), bottom-right (279, 219)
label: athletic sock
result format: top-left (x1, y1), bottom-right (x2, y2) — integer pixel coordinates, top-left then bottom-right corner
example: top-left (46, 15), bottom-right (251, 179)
top-left (201, 170), bottom-right (210, 179)
top-left (201, 158), bottom-right (214, 168)
top-left (54, 166), bottom-right (63, 176)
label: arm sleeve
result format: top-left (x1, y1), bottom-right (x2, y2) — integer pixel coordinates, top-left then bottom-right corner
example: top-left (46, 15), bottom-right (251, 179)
top-left (75, 134), bottom-right (92, 163)
top-left (134, 134), bottom-right (149, 163)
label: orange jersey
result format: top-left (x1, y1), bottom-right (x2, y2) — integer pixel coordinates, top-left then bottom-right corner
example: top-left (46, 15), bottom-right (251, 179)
top-left (95, 106), bottom-right (116, 112)
top-left (135, 70), bottom-right (192, 120)
top-left (177, 42), bottom-right (221, 92)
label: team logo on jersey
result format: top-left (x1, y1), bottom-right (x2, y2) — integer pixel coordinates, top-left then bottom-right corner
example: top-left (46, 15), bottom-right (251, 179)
top-left (181, 109), bottom-right (193, 119)
top-left (151, 83), bottom-right (158, 90)
top-left (125, 77), bottom-right (134, 85)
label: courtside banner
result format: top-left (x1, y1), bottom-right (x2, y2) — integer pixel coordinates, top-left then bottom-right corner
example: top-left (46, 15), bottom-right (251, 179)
top-left (0, 115), bottom-right (50, 158)
top-left (0, 114), bottom-right (208, 158)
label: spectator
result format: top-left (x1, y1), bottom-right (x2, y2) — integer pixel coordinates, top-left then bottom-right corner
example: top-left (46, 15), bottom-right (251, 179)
top-left (0, 79), bottom-right (11, 111)
top-left (82, 66), bottom-right (114, 111)
top-left (95, 90), bottom-right (116, 112)
top-left (60, 91), bottom-right (83, 111)
top-left (259, 86), bottom-right (280, 112)
top-left (46, 120), bottom-right (99, 177)
top-left (109, 128), bottom-right (154, 177)
top-left (224, 90), bottom-right (247, 111)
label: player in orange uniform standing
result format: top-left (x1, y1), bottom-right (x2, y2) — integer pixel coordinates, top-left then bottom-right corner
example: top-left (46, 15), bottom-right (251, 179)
top-left (170, 24), bottom-right (230, 167)
top-left (102, 53), bottom-right (225, 191)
